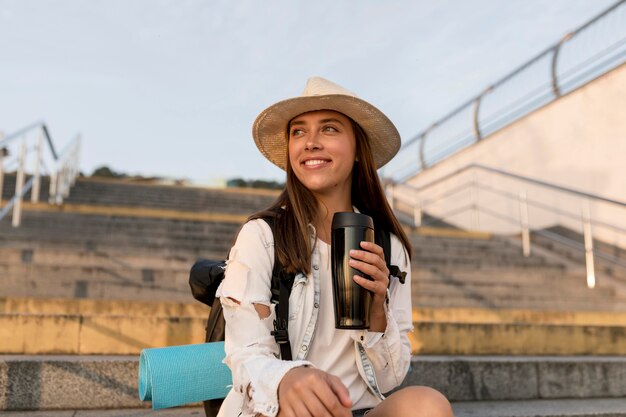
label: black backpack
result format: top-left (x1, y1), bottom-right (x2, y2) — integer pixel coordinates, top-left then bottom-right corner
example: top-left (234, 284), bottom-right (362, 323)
top-left (188, 215), bottom-right (405, 417)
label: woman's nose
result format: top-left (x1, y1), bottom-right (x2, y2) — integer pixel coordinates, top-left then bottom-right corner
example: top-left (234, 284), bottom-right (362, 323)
top-left (305, 131), bottom-right (322, 150)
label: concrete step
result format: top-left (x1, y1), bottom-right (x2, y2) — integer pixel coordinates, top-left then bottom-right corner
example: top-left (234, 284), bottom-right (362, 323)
top-left (0, 313), bottom-right (207, 354)
top-left (0, 247), bottom-right (196, 270)
top-left (7, 298), bottom-right (626, 326)
top-left (0, 408), bottom-right (201, 416)
top-left (0, 211), bottom-right (242, 247)
top-left (1, 175), bottom-right (279, 214)
top-left (413, 255), bottom-right (563, 268)
top-left (412, 306), bottom-right (626, 325)
top-left (2, 355), bottom-right (625, 411)
top-left (0, 297), bottom-right (207, 317)
top-left (414, 293), bottom-right (626, 312)
top-left (2, 400), bottom-right (626, 417)
top-left (0, 277), bottom-right (192, 302)
top-left (5, 311), bottom-right (626, 355)
top-left (413, 279), bottom-right (616, 299)
top-left (451, 398), bottom-right (626, 417)
top-left (532, 232), bottom-right (626, 280)
top-left (0, 263), bottom-right (191, 288)
top-left (414, 268), bottom-right (591, 285)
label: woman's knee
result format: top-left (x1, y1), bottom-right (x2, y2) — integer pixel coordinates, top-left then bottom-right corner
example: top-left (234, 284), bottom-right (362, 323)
top-left (384, 386), bottom-right (453, 417)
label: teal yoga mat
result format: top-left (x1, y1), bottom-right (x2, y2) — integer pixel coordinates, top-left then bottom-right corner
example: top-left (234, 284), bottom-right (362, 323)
top-left (139, 341), bottom-right (232, 409)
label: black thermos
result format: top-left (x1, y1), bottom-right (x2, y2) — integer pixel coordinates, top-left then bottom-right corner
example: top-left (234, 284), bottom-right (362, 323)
top-left (331, 212), bottom-right (375, 329)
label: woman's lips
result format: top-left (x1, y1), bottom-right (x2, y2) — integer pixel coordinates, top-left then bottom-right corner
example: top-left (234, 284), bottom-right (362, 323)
top-left (302, 159), bottom-right (331, 167)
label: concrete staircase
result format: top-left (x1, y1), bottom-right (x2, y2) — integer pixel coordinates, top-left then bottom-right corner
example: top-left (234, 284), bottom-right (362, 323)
top-left (410, 231), bottom-right (626, 312)
top-left (2, 354), bottom-right (626, 416)
top-left (2, 177), bottom-right (626, 415)
top-left (1, 174), bottom-right (278, 214)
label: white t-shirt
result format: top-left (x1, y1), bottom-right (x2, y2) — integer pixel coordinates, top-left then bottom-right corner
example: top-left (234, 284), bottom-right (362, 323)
top-left (306, 239), bottom-right (379, 409)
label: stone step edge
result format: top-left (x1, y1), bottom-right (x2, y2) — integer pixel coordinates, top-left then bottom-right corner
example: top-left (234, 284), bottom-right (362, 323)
top-left (2, 355), bottom-right (625, 411)
top-left (1, 173), bottom-right (282, 197)
top-left (5, 297), bottom-right (626, 326)
top-left (16, 201), bottom-right (249, 224)
top-left (4, 313), bottom-right (626, 355)
top-left (450, 398), bottom-right (626, 417)
top-left (0, 297), bottom-right (208, 317)
top-left (1, 400), bottom-right (625, 417)
top-left (10, 201), bottom-right (485, 240)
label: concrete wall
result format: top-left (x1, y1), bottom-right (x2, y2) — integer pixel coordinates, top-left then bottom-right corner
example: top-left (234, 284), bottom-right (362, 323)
top-left (400, 62), bottom-right (626, 248)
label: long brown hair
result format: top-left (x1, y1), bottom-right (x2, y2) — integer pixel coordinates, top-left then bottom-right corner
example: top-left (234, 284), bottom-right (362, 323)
top-left (249, 116), bottom-right (412, 274)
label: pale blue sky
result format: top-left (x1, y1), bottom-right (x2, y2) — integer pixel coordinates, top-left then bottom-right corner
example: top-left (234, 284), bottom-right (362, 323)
top-left (0, 0), bottom-right (615, 184)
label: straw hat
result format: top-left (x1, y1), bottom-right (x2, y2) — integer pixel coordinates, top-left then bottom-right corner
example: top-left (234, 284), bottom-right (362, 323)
top-left (252, 77), bottom-right (401, 170)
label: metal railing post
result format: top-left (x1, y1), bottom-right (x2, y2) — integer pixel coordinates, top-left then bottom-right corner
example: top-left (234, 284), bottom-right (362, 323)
top-left (472, 90), bottom-right (488, 142)
top-left (471, 172), bottom-right (480, 231)
top-left (519, 191), bottom-right (531, 257)
top-left (413, 194), bottom-right (422, 227)
top-left (551, 33), bottom-right (573, 98)
top-left (63, 165), bottom-right (70, 198)
top-left (49, 170), bottom-right (58, 205)
top-left (12, 138), bottom-right (27, 227)
top-left (31, 133), bottom-right (43, 203)
top-left (418, 132), bottom-right (427, 171)
top-left (72, 136), bottom-right (81, 185)
top-left (58, 166), bottom-right (67, 203)
top-left (582, 200), bottom-right (596, 289)
top-left (0, 133), bottom-right (5, 206)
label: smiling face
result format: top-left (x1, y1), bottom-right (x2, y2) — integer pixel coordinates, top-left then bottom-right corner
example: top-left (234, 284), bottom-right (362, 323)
top-left (288, 110), bottom-right (357, 199)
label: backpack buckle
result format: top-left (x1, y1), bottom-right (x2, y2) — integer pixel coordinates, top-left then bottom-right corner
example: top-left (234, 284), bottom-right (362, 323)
top-left (271, 318), bottom-right (289, 344)
top-left (389, 266), bottom-right (406, 284)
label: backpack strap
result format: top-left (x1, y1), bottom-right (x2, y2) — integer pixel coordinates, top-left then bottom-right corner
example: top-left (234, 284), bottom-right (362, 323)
top-left (377, 229), bottom-right (407, 285)
top-left (273, 271), bottom-right (293, 361)
top-left (259, 213), bottom-right (295, 361)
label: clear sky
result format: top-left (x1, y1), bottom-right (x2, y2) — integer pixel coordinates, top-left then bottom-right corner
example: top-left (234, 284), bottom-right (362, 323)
top-left (0, 0), bottom-right (616, 185)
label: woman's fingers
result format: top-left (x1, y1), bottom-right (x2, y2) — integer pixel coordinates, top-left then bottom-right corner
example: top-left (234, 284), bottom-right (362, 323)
top-left (278, 367), bottom-right (352, 417)
top-left (327, 374), bottom-right (353, 409)
top-left (352, 243), bottom-right (387, 270)
top-left (348, 242), bottom-right (389, 295)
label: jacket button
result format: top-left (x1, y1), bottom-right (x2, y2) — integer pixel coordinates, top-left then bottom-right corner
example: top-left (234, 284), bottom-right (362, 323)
top-left (302, 345), bottom-right (308, 351)
top-left (314, 303), bottom-right (319, 308)
top-left (313, 265), bottom-right (319, 270)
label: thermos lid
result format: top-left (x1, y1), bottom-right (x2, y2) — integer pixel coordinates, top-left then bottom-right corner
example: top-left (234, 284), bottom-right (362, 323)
top-left (332, 212), bottom-right (374, 230)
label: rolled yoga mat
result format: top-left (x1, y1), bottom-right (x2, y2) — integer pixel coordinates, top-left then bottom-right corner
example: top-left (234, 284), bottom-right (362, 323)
top-left (139, 341), bottom-right (232, 409)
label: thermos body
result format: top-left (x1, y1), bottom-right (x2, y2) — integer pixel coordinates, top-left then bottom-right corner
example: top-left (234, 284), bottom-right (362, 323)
top-left (331, 212), bottom-right (375, 329)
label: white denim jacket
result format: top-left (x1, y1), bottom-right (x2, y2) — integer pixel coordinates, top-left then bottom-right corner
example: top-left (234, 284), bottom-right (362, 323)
top-left (215, 218), bottom-right (413, 417)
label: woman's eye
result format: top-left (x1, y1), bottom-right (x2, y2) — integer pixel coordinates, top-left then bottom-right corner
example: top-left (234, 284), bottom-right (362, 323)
top-left (291, 128), bottom-right (304, 136)
top-left (323, 125), bottom-right (338, 132)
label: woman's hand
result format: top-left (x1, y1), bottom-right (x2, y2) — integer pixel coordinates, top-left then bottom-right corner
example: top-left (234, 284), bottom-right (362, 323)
top-left (348, 241), bottom-right (389, 332)
top-left (277, 366), bottom-right (352, 417)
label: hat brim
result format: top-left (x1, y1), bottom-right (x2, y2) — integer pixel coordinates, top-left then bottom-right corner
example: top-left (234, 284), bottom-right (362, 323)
top-left (253, 94), bottom-right (401, 170)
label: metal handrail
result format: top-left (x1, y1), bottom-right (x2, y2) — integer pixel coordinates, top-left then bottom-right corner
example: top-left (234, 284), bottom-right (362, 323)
top-left (534, 228), bottom-right (626, 270)
top-left (473, 203), bottom-right (626, 271)
top-left (394, 163), bottom-right (626, 209)
top-left (387, 0), bottom-right (626, 180)
top-left (0, 122), bottom-right (81, 226)
top-left (419, 189), bottom-right (626, 269)
top-left (477, 183), bottom-right (626, 236)
top-left (0, 121), bottom-right (58, 159)
top-left (389, 163), bottom-right (626, 288)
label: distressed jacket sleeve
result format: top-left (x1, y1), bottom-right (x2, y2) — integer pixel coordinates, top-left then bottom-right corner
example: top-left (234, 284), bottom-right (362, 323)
top-left (216, 219), bottom-right (311, 417)
top-left (359, 234), bottom-right (413, 393)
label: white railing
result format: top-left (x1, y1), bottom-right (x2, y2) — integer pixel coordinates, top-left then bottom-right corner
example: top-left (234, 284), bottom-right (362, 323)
top-left (0, 121), bottom-right (81, 227)
top-left (384, 0), bottom-right (626, 181)
top-left (387, 164), bottom-right (626, 289)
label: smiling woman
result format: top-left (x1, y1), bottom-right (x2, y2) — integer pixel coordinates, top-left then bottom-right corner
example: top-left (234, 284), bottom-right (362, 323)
top-left (288, 111), bottom-right (357, 204)
top-left (213, 77), bottom-right (454, 417)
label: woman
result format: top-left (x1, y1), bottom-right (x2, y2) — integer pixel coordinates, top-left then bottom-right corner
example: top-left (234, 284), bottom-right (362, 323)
top-left (216, 77), bottom-right (453, 417)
